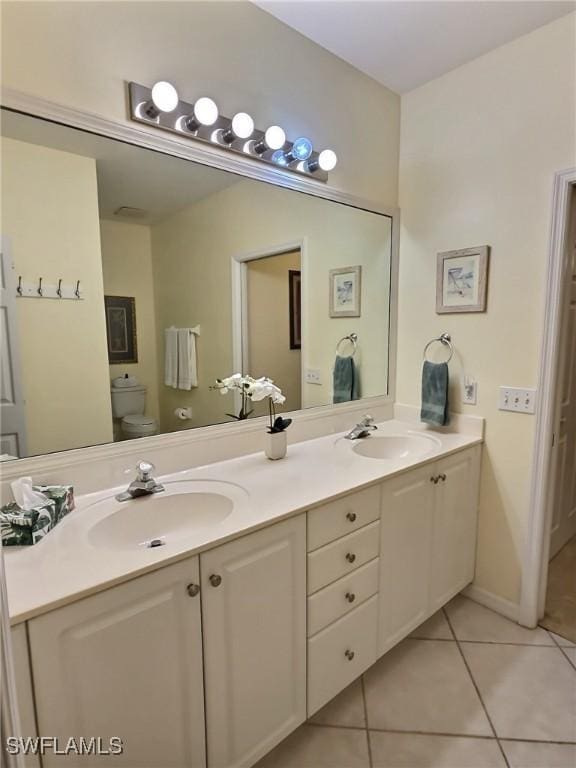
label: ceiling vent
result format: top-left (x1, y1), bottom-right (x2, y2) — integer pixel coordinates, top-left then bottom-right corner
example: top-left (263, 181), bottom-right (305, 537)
top-left (113, 206), bottom-right (148, 219)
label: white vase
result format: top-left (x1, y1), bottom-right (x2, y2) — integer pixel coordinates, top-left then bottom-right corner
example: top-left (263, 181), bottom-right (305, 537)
top-left (264, 430), bottom-right (287, 460)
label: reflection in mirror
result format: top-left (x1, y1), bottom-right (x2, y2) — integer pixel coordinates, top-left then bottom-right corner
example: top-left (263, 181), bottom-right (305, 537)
top-left (0, 110), bottom-right (393, 459)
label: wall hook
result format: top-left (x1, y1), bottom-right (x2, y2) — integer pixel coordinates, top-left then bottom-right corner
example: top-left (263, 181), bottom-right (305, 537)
top-left (57, 279), bottom-right (63, 298)
top-left (17, 276), bottom-right (23, 296)
top-left (37, 277), bottom-right (43, 297)
top-left (75, 280), bottom-right (81, 299)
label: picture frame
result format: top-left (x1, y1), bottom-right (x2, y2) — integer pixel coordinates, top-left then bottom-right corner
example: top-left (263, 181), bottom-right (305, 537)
top-left (329, 265), bottom-right (362, 318)
top-left (436, 246), bottom-right (489, 314)
top-left (288, 270), bottom-right (301, 350)
top-left (104, 295), bottom-right (138, 364)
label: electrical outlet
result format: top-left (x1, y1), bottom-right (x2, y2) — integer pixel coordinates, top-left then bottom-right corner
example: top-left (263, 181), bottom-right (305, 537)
top-left (305, 368), bottom-right (322, 385)
top-left (462, 377), bottom-right (477, 405)
top-left (498, 386), bottom-right (537, 414)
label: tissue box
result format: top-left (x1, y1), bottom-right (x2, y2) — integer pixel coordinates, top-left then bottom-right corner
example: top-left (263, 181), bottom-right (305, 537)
top-left (0, 485), bottom-right (75, 546)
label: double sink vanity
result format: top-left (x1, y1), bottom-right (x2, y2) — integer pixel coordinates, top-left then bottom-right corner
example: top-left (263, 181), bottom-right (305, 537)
top-left (6, 414), bottom-right (482, 768)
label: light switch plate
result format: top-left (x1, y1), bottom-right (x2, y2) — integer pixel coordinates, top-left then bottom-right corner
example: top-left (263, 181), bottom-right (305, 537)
top-left (305, 368), bottom-right (322, 385)
top-left (462, 377), bottom-right (478, 405)
top-left (498, 386), bottom-right (537, 414)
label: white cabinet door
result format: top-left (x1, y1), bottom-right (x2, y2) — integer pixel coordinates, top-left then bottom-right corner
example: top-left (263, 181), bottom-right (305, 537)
top-left (29, 558), bottom-right (206, 768)
top-left (378, 465), bottom-right (435, 655)
top-left (430, 447), bottom-right (481, 609)
top-left (11, 623), bottom-right (40, 768)
top-left (202, 515), bottom-right (306, 768)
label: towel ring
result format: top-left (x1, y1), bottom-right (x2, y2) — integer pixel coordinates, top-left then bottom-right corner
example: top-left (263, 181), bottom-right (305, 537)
top-left (423, 333), bottom-right (454, 363)
top-left (336, 333), bottom-right (358, 358)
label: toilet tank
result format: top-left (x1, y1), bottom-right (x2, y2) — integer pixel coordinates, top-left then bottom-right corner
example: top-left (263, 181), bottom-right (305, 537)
top-left (110, 384), bottom-right (146, 418)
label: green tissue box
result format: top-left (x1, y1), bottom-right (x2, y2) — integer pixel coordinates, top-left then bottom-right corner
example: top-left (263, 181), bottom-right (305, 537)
top-left (0, 485), bottom-right (75, 547)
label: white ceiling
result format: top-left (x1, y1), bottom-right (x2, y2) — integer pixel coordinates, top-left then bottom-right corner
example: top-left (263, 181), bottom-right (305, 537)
top-left (255, 1), bottom-right (575, 93)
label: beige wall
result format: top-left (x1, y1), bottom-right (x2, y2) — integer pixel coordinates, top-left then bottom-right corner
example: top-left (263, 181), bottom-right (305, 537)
top-left (247, 250), bottom-right (302, 416)
top-left (151, 179), bottom-right (391, 431)
top-left (0, 1), bottom-right (400, 207)
top-left (397, 14), bottom-right (576, 604)
top-left (100, 219), bottom-right (160, 426)
top-left (1, 138), bottom-right (113, 455)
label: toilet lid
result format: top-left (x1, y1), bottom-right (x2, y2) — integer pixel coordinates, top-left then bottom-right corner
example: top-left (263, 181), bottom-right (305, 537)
top-left (122, 415), bottom-right (156, 427)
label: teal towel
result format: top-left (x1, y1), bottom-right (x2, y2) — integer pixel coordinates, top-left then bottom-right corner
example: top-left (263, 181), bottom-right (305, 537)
top-left (421, 361), bottom-right (450, 426)
top-left (333, 355), bottom-right (360, 404)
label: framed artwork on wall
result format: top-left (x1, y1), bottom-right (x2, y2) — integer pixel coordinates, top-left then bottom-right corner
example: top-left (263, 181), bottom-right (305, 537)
top-left (436, 246), bottom-right (490, 313)
top-left (288, 270), bottom-right (301, 350)
top-left (329, 265), bottom-right (362, 318)
top-left (104, 295), bottom-right (138, 363)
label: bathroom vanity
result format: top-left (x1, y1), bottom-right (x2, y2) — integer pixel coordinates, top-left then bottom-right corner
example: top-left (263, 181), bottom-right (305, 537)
top-left (6, 419), bottom-right (482, 768)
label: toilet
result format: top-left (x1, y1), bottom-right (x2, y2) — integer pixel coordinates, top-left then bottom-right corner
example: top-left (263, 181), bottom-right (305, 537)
top-left (110, 381), bottom-right (159, 439)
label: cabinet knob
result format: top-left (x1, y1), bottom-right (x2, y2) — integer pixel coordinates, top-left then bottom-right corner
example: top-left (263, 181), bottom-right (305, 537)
top-left (431, 475), bottom-right (439, 484)
top-left (439, 473), bottom-right (447, 482)
top-left (344, 649), bottom-right (355, 661)
top-left (345, 552), bottom-right (356, 563)
top-left (186, 583), bottom-right (200, 598)
top-left (209, 574), bottom-right (222, 587)
top-left (346, 511), bottom-right (357, 522)
top-left (345, 592), bottom-right (356, 603)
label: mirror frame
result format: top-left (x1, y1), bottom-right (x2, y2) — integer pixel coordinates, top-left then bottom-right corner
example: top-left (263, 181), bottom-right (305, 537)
top-left (0, 87), bottom-right (399, 477)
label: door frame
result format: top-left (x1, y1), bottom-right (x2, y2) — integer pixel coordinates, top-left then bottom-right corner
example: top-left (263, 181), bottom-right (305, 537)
top-left (231, 239), bottom-right (307, 412)
top-left (520, 168), bottom-right (576, 627)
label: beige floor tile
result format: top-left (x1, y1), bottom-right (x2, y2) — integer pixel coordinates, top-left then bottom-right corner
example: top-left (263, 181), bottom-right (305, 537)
top-left (541, 535), bottom-right (576, 645)
top-left (309, 679), bottom-right (366, 728)
top-left (254, 724), bottom-right (369, 768)
top-left (501, 740), bottom-right (576, 768)
top-left (363, 639), bottom-right (492, 736)
top-left (409, 611), bottom-right (453, 640)
top-left (461, 643), bottom-right (576, 741)
top-left (445, 596), bottom-right (554, 645)
top-left (561, 646), bottom-right (576, 667)
top-left (370, 732), bottom-right (506, 768)
top-left (547, 630), bottom-right (576, 647)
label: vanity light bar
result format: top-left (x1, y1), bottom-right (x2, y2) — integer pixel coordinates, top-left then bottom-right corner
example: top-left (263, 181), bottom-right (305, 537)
top-left (128, 82), bottom-right (337, 182)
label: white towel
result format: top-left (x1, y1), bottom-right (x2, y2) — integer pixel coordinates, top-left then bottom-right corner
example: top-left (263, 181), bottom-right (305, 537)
top-left (164, 327), bottom-right (178, 388)
top-left (177, 328), bottom-right (198, 390)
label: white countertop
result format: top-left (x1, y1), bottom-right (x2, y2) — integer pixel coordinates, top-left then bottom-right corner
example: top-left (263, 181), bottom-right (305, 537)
top-left (4, 418), bottom-right (482, 624)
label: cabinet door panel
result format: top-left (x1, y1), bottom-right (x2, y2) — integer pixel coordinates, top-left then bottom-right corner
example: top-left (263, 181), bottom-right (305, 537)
top-left (378, 466), bottom-right (435, 655)
top-left (202, 516), bottom-right (306, 768)
top-left (431, 447), bottom-right (480, 609)
top-left (29, 559), bottom-right (205, 768)
top-left (11, 623), bottom-right (40, 768)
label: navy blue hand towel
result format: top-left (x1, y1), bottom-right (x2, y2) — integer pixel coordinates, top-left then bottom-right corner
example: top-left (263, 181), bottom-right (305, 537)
top-left (421, 360), bottom-right (450, 426)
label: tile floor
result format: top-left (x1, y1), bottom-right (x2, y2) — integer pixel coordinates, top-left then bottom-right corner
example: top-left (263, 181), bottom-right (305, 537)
top-left (255, 595), bottom-right (576, 768)
top-left (540, 535), bottom-right (576, 644)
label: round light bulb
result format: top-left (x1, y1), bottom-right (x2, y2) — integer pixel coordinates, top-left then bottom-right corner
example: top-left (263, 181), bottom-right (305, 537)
top-left (264, 125), bottom-right (286, 150)
top-left (231, 112), bottom-right (254, 139)
top-left (150, 81), bottom-right (179, 113)
top-left (193, 97), bottom-right (219, 126)
top-left (292, 137), bottom-right (313, 161)
top-left (271, 150), bottom-right (289, 167)
top-left (318, 149), bottom-right (338, 171)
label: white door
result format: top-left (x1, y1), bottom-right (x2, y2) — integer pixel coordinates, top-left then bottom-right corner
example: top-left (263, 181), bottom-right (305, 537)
top-left (28, 558), bottom-right (206, 768)
top-left (550, 190), bottom-right (576, 557)
top-left (201, 516), bottom-right (306, 768)
top-left (0, 238), bottom-right (27, 458)
top-left (430, 447), bottom-right (480, 609)
top-left (378, 466), bottom-right (434, 655)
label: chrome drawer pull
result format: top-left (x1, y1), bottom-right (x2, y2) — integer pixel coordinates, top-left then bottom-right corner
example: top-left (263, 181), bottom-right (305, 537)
top-left (431, 475), bottom-right (439, 484)
top-left (346, 511), bottom-right (357, 522)
top-left (344, 649), bottom-right (355, 661)
top-left (345, 592), bottom-right (356, 603)
top-left (186, 583), bottom-right (200, 598)
top-left (438, 473), bottom-right (447, 482)
top-left (209, 574), bottom-right (222, 587)
top-left (345, 552), bottom-right (356, 563)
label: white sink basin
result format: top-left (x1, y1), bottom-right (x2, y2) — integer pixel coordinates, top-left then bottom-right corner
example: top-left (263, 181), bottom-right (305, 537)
top-left (87, 480), bottom-right (243, 551)
top-left (351, 433), bottom-right (441, 461)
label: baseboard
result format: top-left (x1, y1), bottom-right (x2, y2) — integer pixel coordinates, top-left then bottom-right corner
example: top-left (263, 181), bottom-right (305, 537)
top-left (463, 584), bottom-right (520, 622)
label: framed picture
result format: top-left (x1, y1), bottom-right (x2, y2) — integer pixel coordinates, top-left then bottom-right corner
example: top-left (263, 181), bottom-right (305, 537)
top-left (104, 295), bottom-right (138, 363)
top-left (329, 265), bottom-right (362, 318)
top-left (436, 246), bottom-right (489, 314)
top-left (288, 270), bottom-right (301, 350)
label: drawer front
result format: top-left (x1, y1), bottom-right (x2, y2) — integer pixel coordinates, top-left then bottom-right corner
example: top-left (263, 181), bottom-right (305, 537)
top-left (307, 595), bottom-right (378, 716)
top-left (307, 485), bottom-right (381, 551)
top-left (307, 558), bottom-right (379, 637)
top-left (307, 521), bottom-right (380, 594)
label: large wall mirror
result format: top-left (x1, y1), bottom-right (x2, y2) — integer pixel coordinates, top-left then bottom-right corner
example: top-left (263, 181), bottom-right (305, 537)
top-left (0, 109), bottom-right (394, 459)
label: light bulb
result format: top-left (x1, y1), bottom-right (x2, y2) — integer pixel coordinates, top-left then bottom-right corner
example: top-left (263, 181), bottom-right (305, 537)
top-left (264, 126), bottom-right (286, 150)
top-left (193, 97), bottom-right (219, 126)
top-left (231, 112), bottom-right (254, 139)
top-left (271, 150), bottom-right (289, 167)
top-left (151, 81), bottom-right (179, 113)
top-left (318, 149), bottom-right (338, 171)
top-left (292, 137), bottom-right (313, 161)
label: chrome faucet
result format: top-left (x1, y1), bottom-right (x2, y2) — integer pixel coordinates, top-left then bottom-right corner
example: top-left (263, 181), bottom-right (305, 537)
top-left (345, 415), bottom-right (378, 440)
top-left (115, 461), bottom-right (165, 502)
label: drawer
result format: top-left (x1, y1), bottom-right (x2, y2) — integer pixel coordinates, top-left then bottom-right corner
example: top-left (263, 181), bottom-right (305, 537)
top-left (307, 557), bottom-right (379, 637)
top-left (307, 485), bottom-right (381, 551)
top-left (307, 521), bottom-right (380, 594)
top-left (307, 595), bottom-right (378, 716)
